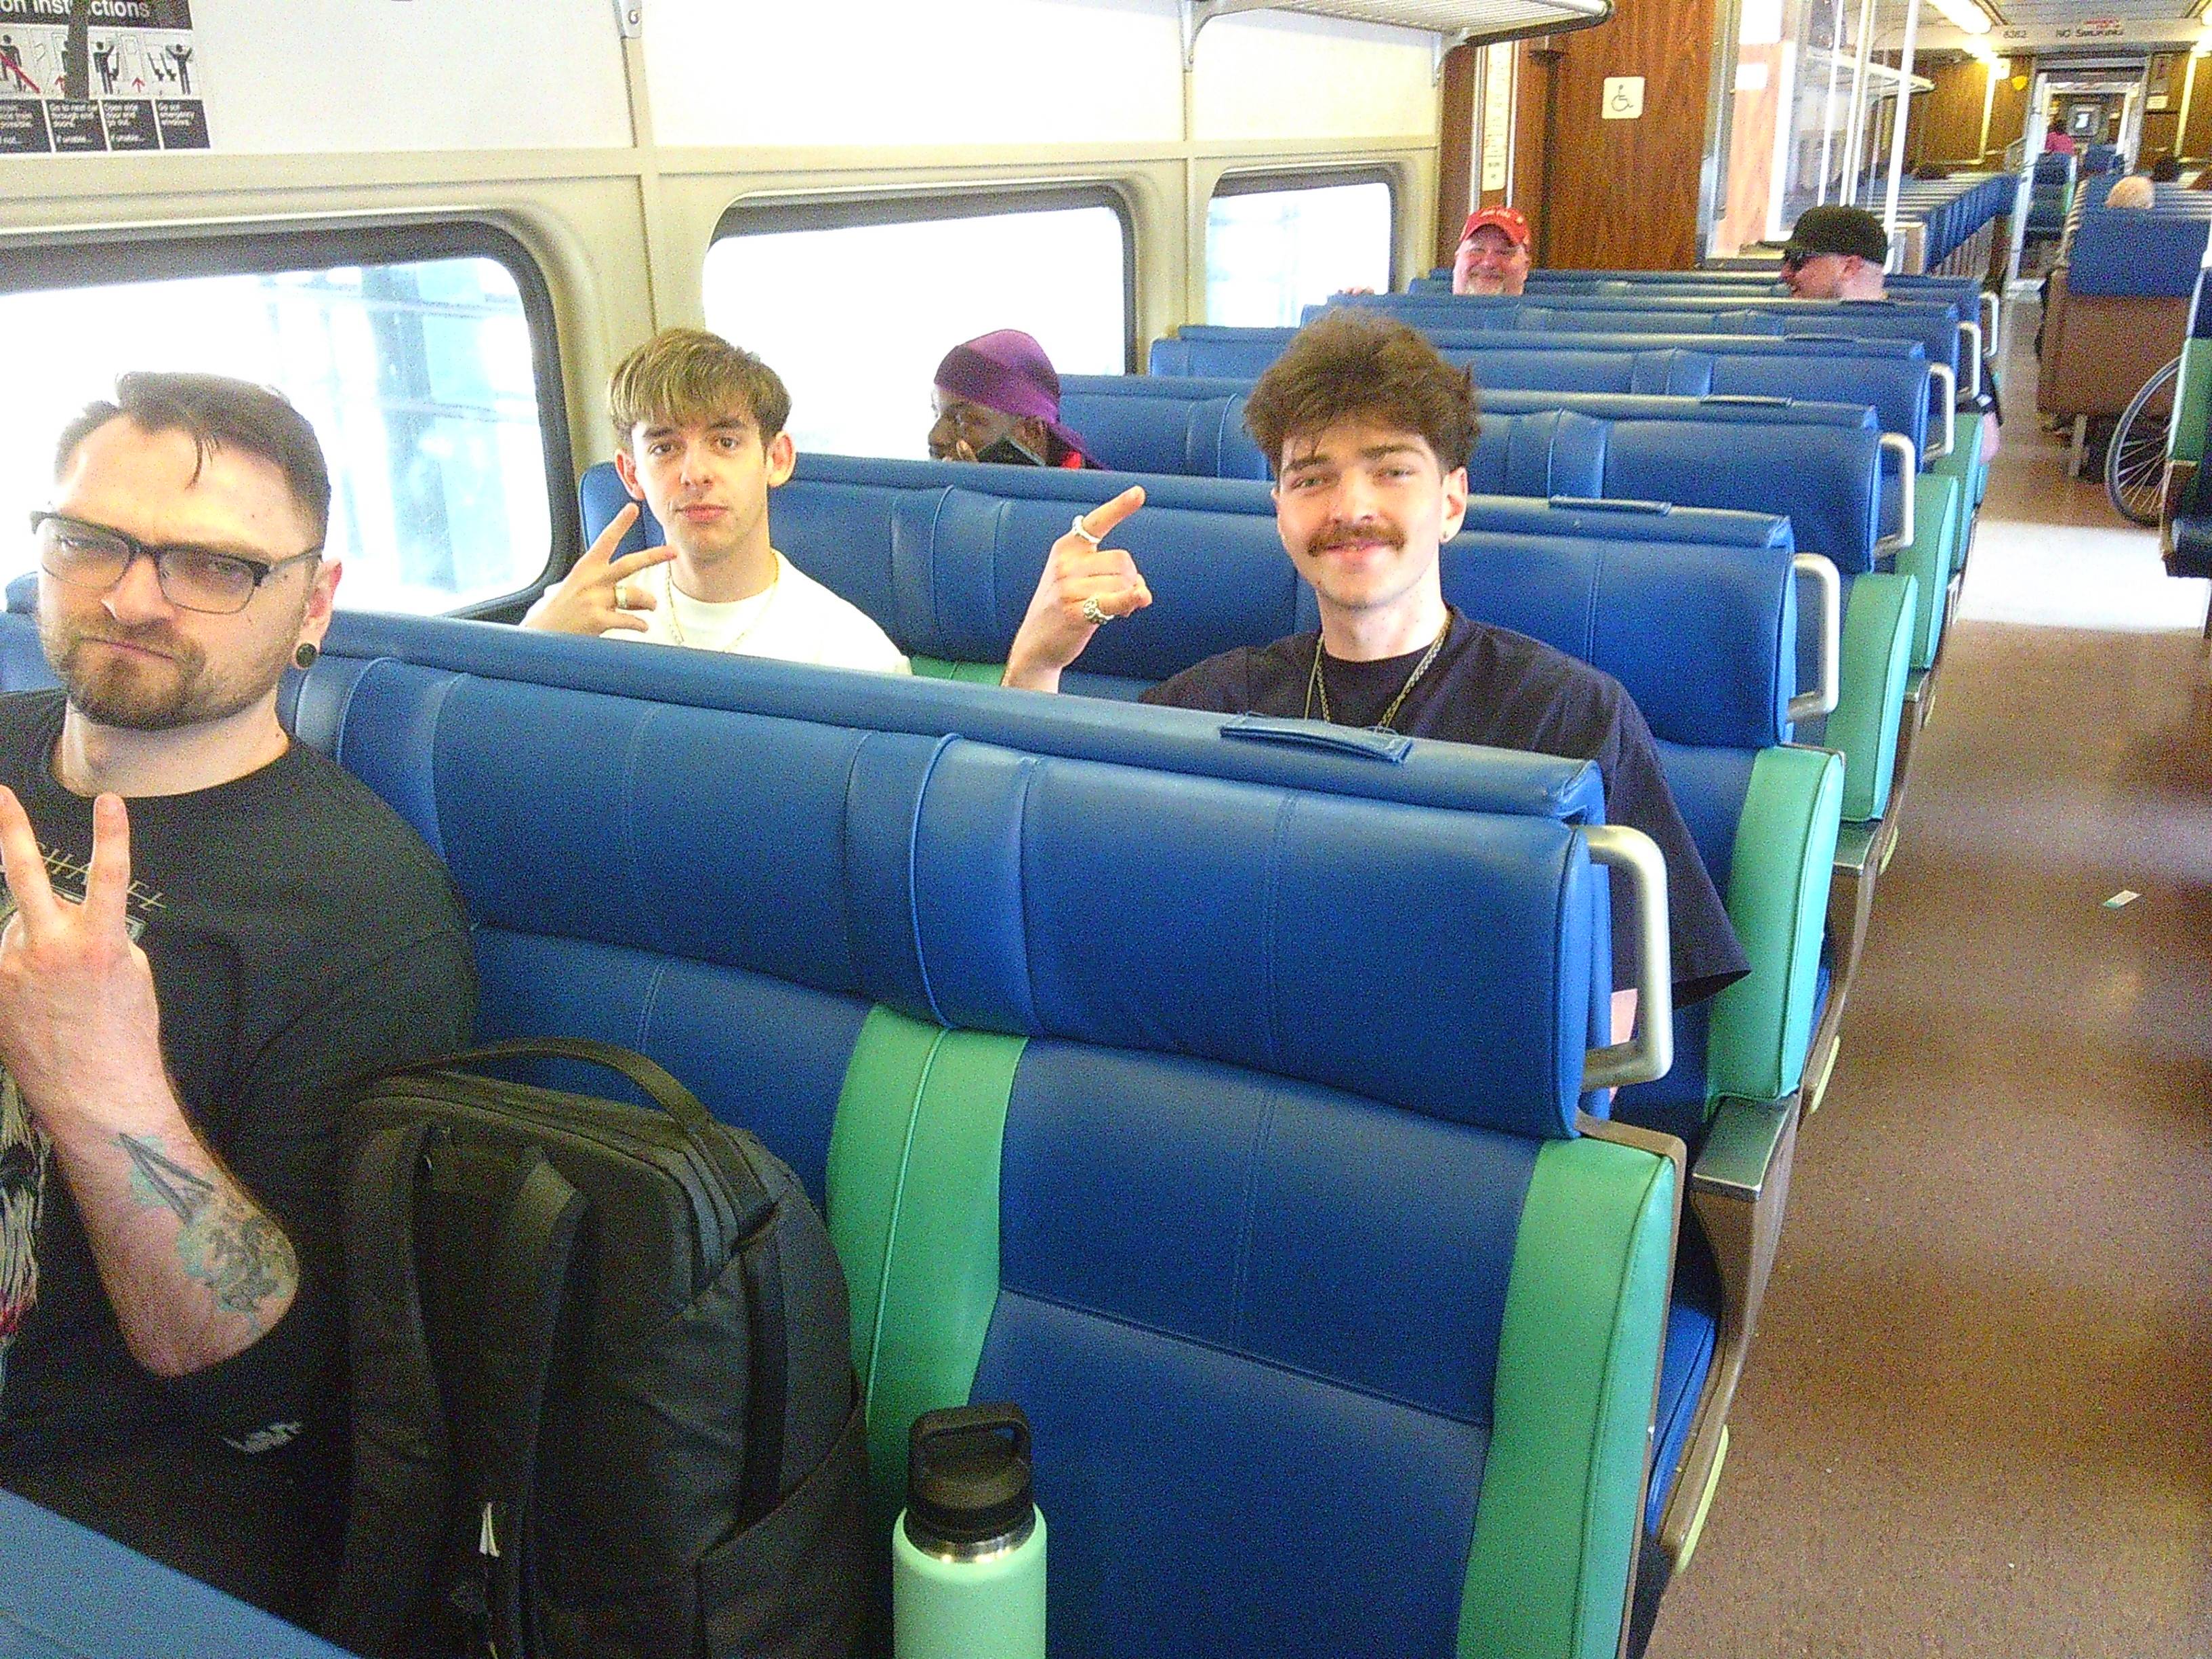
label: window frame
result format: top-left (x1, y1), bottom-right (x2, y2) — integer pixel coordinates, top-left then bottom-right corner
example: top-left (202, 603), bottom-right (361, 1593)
top-left (1206, 165), bottom-right (1402, 298)
top-left (0, 216), bottom-right (579, 619)
top-left (710, 184), bottom-right (1141, 373)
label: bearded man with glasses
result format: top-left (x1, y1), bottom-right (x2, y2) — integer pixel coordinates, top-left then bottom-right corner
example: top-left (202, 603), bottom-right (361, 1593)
top-left (0, 373), bottom-right (474, 1627)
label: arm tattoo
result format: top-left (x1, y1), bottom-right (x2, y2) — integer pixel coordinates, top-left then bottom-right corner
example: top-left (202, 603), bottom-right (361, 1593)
top-left (119, 1133), bottom-right (214, 1223)
top-left (117, 1133), bottom-right (296, 1320)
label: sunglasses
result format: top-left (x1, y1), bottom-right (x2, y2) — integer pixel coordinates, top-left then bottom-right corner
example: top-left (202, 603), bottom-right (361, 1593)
top-left (1780, 251), bottom-right (1809, 273)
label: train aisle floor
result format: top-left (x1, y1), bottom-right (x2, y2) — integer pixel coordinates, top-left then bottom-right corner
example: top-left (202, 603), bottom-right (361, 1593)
top-left (1643, 305), bottom-right (2212, 1659)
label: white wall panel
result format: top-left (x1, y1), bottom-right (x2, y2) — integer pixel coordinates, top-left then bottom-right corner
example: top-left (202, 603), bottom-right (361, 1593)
top-left (191, 0), bottom-right (632, 153)
top-left (1193, 12), bottom-right (1437, 141)
top-left (642, 0), bottom-right (1183, 148)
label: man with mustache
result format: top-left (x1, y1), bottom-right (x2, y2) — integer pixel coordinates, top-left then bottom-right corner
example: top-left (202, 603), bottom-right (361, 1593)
top-left (525, 329), bottom-right (909, 672)
top-left (0, 373), bottom-right (475, 1623)
top-left (1002, 311), bottom-right (1748, 1027)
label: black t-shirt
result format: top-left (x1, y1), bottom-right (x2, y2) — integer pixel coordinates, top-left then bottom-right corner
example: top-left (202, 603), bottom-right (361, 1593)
top-left (1142, 611), bottom-right (1750, 1006)
top-left (0, 691), bottom-right (476, 1532)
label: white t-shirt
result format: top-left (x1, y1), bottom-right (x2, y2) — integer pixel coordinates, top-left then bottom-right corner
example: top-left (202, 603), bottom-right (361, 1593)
top-left (531, 551), bottom-right (911, 675)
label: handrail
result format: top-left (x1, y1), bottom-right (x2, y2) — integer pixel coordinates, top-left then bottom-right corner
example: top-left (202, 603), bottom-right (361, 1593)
top-left (1580, 825), bottom-right (1673, 1092)
top-left (1786, 554), bottom-right (1842, 724)
top-left (1959, 319), bottom-right (1984, 401)
top-left (1929, 363), bottom-right (1957, 461)
top-left (1876, 432), bottom-right (1918, 554)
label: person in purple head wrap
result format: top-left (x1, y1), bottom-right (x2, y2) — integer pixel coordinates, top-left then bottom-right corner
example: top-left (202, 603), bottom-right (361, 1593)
top-left (929, 329), bottom-right (1100, 469)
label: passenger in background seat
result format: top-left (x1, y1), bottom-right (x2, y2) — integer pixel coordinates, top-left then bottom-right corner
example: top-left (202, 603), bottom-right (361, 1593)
top-left (0, 373), bottom-right (476, 1623)
top-left (2104, 173), bottom-right (2155, 210)
top-left (1002, 312), bottom-right (1748, 1030)
top-left (1450, 205), bottom-right (1534, 296)
top-left (1785, 204), bottom-right (2004, 465)
top-left (526, 329), bottom-right (910, 672)
top-left (928, 329), bottom-right (1101, 469)
top-left (1778, 204), bottom-right (1891, 302)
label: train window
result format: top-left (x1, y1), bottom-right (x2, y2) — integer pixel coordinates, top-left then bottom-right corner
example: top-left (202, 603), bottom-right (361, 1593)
top-left (0, 223), bottom-right (573, 616)
top-left (703, 190), bottom-right (1134, 460)
top-left (1206, 173), bottom-right (1395, 327)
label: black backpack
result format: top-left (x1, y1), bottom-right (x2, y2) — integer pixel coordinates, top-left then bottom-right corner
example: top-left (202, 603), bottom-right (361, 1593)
top-left (325, 1038), bottom-right (870, 1659)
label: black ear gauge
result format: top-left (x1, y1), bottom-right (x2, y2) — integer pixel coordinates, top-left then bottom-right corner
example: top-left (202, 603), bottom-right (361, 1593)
top-left (294, 642), bottom-right (321, 670)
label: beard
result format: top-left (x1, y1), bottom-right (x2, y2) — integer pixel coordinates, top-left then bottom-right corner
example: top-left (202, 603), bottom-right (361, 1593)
top-left (40, 607), bottom-right (295, 733)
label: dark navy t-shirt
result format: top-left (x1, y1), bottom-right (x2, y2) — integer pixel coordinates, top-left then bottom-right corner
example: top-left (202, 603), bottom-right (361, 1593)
top-left (1141, 610), bottom-right (1750, 1006)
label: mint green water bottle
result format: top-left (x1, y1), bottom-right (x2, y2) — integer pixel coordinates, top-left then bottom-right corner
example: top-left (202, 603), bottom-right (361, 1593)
top-left (892, 1404), bottom-right (1046, 1659)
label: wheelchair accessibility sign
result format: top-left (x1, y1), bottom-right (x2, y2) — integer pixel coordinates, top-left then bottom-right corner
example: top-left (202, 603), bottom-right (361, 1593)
top-left (1602, 77), bottom-right (1645, 119)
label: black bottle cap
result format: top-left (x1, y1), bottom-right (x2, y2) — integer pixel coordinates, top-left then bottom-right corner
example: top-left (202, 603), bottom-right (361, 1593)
top-left (906, 1402), bottom-right (1034, 1547)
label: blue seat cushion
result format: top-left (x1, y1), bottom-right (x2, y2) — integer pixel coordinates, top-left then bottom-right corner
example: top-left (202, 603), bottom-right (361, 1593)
top-left (978, 1044), bottom-right (1537, 1659)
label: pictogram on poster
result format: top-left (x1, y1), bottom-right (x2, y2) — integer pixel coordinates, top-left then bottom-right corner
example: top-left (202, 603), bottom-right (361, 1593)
top-left (0, 0), bottom-right (207, 155)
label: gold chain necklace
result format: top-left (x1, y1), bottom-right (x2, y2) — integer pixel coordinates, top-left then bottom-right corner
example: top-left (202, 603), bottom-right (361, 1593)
top-left (665, 558), bottom-right (779, 651)
top-left (1303, 617), bottom-right (1450, 733)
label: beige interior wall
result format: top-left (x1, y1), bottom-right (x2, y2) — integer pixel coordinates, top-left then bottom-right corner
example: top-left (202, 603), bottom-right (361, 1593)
top-left (1, 2), bottom-right (1437, 476)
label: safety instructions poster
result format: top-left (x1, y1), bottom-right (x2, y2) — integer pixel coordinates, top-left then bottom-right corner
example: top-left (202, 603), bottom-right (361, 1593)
top-left (0, 0), bottom-right (208, 154)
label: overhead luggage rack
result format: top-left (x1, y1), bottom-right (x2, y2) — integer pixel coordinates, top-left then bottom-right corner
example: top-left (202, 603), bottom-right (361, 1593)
top-left (1181, 0), bottom-right (1614, 66)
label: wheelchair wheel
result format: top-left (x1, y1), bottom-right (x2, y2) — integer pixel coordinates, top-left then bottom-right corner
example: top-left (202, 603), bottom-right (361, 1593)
top-left (2106, 355), bottom-right (2182, 527)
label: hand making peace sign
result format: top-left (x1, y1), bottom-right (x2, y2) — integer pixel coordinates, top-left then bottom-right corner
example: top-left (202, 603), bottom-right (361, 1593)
top-left (521, 503), bottom-right (681, 637)
top-left (0, 788), bottom-right (166, 1128)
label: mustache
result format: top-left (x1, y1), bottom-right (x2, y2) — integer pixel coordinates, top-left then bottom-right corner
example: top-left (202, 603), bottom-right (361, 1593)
top-left (68, 621), bottom-right (192, 658)
top-left (1310, 520), bottom-right (1405, 552)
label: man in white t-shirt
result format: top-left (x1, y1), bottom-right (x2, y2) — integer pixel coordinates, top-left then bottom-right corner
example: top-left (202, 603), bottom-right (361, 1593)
top-left (524, 329), bottom-right (909, 674)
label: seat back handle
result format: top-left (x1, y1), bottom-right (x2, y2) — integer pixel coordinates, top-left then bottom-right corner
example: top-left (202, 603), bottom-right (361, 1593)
top-left (1788, 554), bottom-right (1842, 724)
top-left (1875, 432), bottom-right (1919, 555)
top-left (1581, 825), bottom-right (1673, 1093)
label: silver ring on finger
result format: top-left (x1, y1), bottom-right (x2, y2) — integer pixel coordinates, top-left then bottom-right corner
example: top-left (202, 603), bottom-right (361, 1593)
top-left (615, 582), bottom-right (634, 609)
top-left (1068, 513), bottom-right (1103, 547)
top-left (1080, 595), bottom-right (1111, 628)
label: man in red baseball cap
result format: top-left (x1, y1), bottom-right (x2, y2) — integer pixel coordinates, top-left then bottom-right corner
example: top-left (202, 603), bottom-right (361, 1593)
top-left (1452, 206), bottom-right (1533, 296)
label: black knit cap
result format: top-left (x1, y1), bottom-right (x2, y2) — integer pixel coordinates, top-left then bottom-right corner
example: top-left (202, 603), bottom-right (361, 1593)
top-left (1783, 205), bottom-right (1889, 264)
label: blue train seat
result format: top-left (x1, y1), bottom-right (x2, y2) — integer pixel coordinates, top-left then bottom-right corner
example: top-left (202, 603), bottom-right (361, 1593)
top-left (584, 453), bottom-right (1892, 1065)
top-left (1322, 292), bottom-right (1979, 586)
top-left (1327, 291), bottom-right (1970, 389)
top-left (1149, 327), bottom-right (1940, 459)
top-left (1038, 387), bottom-right (1918, 835)
top-left (279, 609), bottom-right (1671, 1659)
top-left (1145, 329), bottom-right (1956, 685)
top-left (0, 572), bottom-right (1795, 1650)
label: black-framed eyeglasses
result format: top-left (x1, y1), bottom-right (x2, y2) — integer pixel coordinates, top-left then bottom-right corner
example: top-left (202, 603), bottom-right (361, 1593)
top-left (29, 511), bottom-right (323, 617)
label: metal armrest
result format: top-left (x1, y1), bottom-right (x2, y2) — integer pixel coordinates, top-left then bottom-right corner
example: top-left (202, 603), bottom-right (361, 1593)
top-left (1787, 556), bottom-right (1841, 724)
top-left (1582, 825), bottom-right (1672, 1092)
top-left (1929, 363), bottom-right (1957, 461)
top-left (1875, 433), bottom-right (1918, 552)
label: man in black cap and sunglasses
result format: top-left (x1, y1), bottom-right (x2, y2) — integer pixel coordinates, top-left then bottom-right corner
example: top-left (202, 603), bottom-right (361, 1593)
top-left (1779, 204), bottom-right (1893, 301)
top-left (1780, 204), bottom-right (2003, 462)
top-left (0, 373), bottom-right (474, 1623)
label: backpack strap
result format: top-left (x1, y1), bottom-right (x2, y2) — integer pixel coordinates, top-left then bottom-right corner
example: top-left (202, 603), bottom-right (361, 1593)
top-left (382, 1037), bottom-right (759, 1200)
top-left (326, 1120), bottom-right (453, 1659)
top-left (475, 1147), bottom-right (588, 1659)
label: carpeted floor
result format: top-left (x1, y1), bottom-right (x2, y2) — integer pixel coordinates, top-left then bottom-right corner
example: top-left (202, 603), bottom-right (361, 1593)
top-left (1643, 302), bottom-right (2212, 1659)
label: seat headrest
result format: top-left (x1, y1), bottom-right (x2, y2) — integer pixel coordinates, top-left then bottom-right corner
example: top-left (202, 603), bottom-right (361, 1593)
top-left (304, 615), bottom-right (1606, 1137)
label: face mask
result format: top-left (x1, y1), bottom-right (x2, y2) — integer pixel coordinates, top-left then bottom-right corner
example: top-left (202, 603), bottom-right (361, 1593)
top-left (973, 435), bottom-right (1046, 467)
